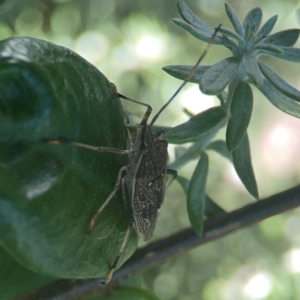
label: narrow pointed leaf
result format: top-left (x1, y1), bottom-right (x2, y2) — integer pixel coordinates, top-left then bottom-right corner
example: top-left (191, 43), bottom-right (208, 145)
top-left (176, 0), bottom-right (213, 34)
top-left (205, 140), bottom-right (232, 160)
top-left (164, 106), bottom-right (226, 144)
top-left (256, 15), bottom-right (278, 40)
top-left (257, 78), bottom-right (300, 118)
top-left (168, 125), bottom-right (222, 170)
top-left (0, 37), bottom-right (137, 279)
top-left (177, 176), bottom-right (225, 218)
top-left (172, 18), bottom-right (237, 51)
top-left (200, 57), bottom-right (240, 95)
top-left (264, 29), bottom-right (300, 46)
top-left (162, 64), bottom-right (210, 83)
top-left (259, 46), bottom-right (300, 62)
top-left (242, 53), bottom-right (263, 86)
top-left (225, 3), bottom-right (244, 36)
top-left (232, 133), bottom-right (258, 198)
top-left (226, 81), bottom-right (253, 151)
top-left (258, 62), bottom-right (300, 102)
top-left (243, 7), bottom-right (262, 32)
top-left (254, 43), bottom-right (284, 55)
top-left (187, 152), bottom-right (209, 235)
top-left (218, 26), bottom-right (245, 45)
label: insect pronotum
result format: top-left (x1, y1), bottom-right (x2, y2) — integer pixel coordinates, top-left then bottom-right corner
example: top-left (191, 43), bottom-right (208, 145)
top-left (45, 24), bottom-right (221, 284)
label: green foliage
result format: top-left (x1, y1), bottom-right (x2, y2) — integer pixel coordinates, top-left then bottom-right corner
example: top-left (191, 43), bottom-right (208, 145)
top-left (0, 37), bottom-right (137, 284)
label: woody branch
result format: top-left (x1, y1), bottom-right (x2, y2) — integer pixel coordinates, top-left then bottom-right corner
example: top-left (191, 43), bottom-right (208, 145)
top-left (11, 184), bottom-right (300, 300)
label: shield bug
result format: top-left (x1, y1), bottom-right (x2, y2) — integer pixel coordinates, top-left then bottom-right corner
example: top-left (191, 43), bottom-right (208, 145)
top-left (45, 25), bottom-right (221, 284)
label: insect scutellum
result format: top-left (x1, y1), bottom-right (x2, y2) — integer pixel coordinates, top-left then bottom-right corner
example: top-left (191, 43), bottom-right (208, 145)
top-left (44, 24), bottom-right (221, 285)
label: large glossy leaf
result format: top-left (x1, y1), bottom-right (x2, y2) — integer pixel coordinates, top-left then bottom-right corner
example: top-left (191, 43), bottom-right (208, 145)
top-left (0, 247), bottom-right (55, 300)
top-left (0, 37), bottom-right (138, 279)
top-left (187, 152), bottom-right (209, 236)
top-left (164, 106), bottom-right (226, 144)
top-left (226, 81), bottom-right (253, 151)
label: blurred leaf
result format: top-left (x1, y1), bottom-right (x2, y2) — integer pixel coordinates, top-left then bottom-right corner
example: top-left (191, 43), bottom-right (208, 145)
top-left (259, 46), bottom-right (300, 62)
top-left (256, 15), bottom-right (278, 41)
top-left (176, 0), bottom-right (212, 34)
top-left (162, 64), bottom-right (210, 83)
top-left (172, 18), bottom-right (237, 51)
top-left (187, 152), bottom-right (208, 235)
top-left (264, 29), bottom-right (300, 46)
top-left (200, 57), bottom-right (240, 95)
top-left (242, 53), bottom-right (263, 86)
top-left (164, 107), bottom-right (226, 144)
top-left (225, 3), bottom-right (244, 36)
top-left (205, 140), bottom-right (232, 160)
top-left (258, 62), bottom-right (300, 102)
top-left (98, 286), bottom-right (162, 300)
top-left (254, 43), bottom-right (284, 55)
top-left (0, 37), bottom-right (138, 279)
top-left (232, 133), bottom-right (258, 198)
top-left (257, 78), bottom-right (300, 118)
top-left (226, 81), bottom-right (253, 151)
top-left (218, 26), bottom-right (244, 45)
top-left (0, 247), bottom-right (55, 300)
top-left (243, 7), bottom-right (262, 32)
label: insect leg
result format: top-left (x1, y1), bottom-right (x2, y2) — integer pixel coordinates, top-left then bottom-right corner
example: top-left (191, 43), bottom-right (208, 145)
top-left (102, 176), bottom-right (133, 284)
top-left (166, 169), bottom-right (177, 189)
top-left (86, 166), bottom-right (127, 235)
top-left (43, 138), bottom-right (129, 155)
top-left (116, 93), bottom-right (152, 126)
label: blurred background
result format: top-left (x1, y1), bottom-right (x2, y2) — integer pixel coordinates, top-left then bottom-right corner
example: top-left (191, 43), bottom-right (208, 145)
top-left (1, 0), bottom-right (300, 299)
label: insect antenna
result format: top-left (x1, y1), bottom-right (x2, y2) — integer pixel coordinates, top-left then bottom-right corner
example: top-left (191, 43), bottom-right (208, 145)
top-left (149, 23), bottom-right (222, 128)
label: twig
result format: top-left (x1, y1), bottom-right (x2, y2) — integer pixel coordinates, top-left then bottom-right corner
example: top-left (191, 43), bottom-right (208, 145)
top-left (12, 184), bottom-right (300, 300)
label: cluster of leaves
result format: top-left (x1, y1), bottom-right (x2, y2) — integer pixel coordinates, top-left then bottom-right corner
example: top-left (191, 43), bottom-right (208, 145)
top-left (163, 0), bottom-right (300, 235)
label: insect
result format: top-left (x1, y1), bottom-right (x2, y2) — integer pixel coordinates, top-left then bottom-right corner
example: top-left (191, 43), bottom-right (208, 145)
top-left (45, 25), bottom-right (221, 284)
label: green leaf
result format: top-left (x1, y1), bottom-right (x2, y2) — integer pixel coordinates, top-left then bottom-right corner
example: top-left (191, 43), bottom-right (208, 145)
top-left (187, 152), bottom-right (209, 235)
top-left (205, 140), bottom-right (232, 160)
top-left (257, 78), bottom-right (300, 118)
top-left (168, 125), bottom-right (222, 170)
top-left (232, 133), bottom-right (258, 198)
top-left (0, 37), bottom-right (138, 279)
top-left (162, 64), bottom-right (210, 83)
top-left (0, 247), bottom-right (55, 300)
top-left (177, 175), bottom-right (225, 217)
top-left (99, 286), bottom-right (163, 300)
top-left (176, 0), bottom-right (212, 34)
top-left (164, 107), bottom-right (226, 144)
top-left (256, 15), bottom-right (278, 40)
top-left (218, 26), bottom-right (244, 45)
top-left (226, 81), bottom-right (253, 151)
top-left (225, 3), bottom-right (244, 36)
top-left (200, 57), bottom-right (240, 95)
top-left (242, 53), bottom-right (263, 86)
top-left (264, 29), bottom-right (300, 46)
top-left (172, 19), bottom-right (237, 51)
top-left (243, 7), bottom-right (262, 32)
top-left (254, 43), bottom-right (284, 55)
top-left (259, 46), bottom-right (300, 62)
top-left (258, 62), bottom-right (300, 102)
